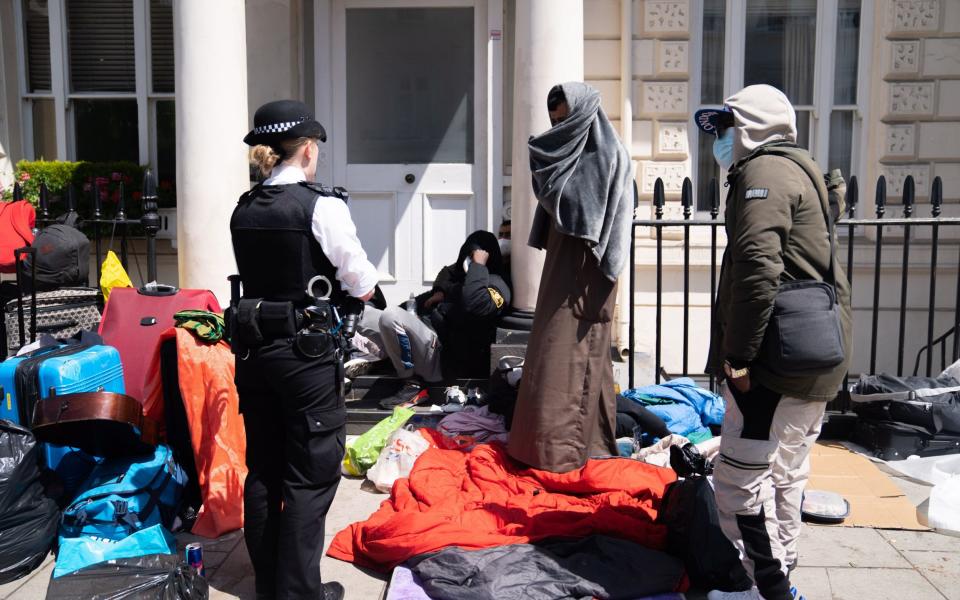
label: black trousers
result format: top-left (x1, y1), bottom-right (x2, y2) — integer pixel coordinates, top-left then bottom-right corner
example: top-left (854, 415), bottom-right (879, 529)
top-left (236, 337), bottom-right (346, 600)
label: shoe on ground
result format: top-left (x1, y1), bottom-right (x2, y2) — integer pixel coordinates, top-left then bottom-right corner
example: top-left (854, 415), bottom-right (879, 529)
top-left (790, 585), bottom-right (806, 600)
top-left (344, 357), bottom-right (374, 380)
top-left (707, 589), bottom-right (762, 600)
top-left (378, 380), bottom-right (427, 410)
top-left (323, 581), bottom-right (345, 600)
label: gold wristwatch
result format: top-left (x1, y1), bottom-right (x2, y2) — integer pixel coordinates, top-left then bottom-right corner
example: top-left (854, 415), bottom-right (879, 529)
top-left (724, 360), bottom-right (750, 380)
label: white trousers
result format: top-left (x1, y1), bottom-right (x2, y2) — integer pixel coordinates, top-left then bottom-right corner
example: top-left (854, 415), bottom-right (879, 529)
top-left (713, 385), bottom-right (825, 600)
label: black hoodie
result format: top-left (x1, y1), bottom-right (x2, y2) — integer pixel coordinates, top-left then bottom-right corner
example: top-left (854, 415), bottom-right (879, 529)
top-left (417, 230), bottom-right (512, 378)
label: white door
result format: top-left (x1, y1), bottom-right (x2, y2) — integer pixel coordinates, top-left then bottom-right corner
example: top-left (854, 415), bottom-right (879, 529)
top-left (332, 0), bottom-right (488, 304)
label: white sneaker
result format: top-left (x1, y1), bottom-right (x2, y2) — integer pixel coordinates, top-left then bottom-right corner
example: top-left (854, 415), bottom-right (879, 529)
top-left (707, 589), bottom-right (762, 600)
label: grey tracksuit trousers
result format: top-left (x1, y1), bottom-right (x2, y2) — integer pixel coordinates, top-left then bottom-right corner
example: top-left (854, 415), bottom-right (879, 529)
top-left (358, 306), bottom-right (443, 383)
top-left (714, 384), bottom-right (825, 600)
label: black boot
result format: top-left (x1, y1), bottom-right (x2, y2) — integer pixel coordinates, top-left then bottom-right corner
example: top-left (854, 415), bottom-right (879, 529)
top-left (322, 581), bottom-right (345, 600)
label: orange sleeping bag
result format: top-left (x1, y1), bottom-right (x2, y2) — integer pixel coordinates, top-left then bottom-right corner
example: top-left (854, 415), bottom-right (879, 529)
top-left (328, 443), bottom-right (675, 572)
top-left (143, 327), bottom-right (247, 538)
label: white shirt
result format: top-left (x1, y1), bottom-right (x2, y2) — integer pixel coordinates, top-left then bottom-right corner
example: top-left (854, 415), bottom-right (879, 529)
top-left (264, 164), bottom-right (379, 298)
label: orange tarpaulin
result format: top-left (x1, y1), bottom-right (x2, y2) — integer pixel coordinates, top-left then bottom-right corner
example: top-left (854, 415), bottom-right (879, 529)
top-left (328, 443), bottom-right (675, 572)
top-left (143, 327), bottom-right (247, 538)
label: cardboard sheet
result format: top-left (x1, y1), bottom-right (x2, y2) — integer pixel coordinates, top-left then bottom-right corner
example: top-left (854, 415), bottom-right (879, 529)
top-left (807, 442), bottom-right (926, 530)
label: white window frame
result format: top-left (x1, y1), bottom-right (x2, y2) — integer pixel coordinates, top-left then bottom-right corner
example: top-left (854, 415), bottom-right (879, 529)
top-left (13, 0), bottom-right (173, 171)
top-left (690, 0), bottom-right (874, 214)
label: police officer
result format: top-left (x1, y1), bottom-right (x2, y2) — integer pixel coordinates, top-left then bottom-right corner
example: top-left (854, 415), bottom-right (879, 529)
top-left (232, 100), bottom-right (378, 600)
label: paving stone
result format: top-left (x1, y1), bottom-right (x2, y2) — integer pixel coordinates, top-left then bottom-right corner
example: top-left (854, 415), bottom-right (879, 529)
top-left (799, 526), bottom-right (911, 568)
top-left (207, 538), bottom-right (252, 594)
top-left (4, 561), bottom-right (53, 600)
top-left (879, 529), bottom-right (960, 552)
top-left (202, 550), bottom-right (231, 570)
top-left (325, 476), bottom-right (389, 534)
top-left (0, 577), bottom-right (27, 600)
top-left (791, 566), bottom-right (833, 599)
top-left (176, 529), bottom-right (244, 554)
top-left (827, 567), bottom-right (946, 600)
top-left (902, 551), bottom-right (960, 600)
top-left (0, 553), bottom-right (53, 599)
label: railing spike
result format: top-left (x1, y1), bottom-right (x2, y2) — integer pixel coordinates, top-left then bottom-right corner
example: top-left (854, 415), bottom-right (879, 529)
top-left (709, 178), bottom-right (720, 219)
top-left (875, 175), bottom-right (886, 218)
top-left (931, 176), bottom-right (943, 218)
top-left (681, 177), bottom-right (692, 219)
top-left (847, 176), bottom-right (858, 218)
top-left (903, 175), bottom-right (915, 218)
top-left (653, 178), bottom-right (665, 219)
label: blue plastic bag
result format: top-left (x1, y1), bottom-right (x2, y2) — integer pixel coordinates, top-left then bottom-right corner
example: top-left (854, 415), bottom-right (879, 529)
top-left (54, 524), bottom-right (176, 578)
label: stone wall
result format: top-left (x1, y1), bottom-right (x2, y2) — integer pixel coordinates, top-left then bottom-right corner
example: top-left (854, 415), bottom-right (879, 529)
top-left (873, 0), bottom-right (960, 206)
top-left (584, 0), bottom-right (692, 212)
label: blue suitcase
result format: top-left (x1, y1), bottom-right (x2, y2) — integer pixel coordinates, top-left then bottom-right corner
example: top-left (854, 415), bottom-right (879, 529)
top-left (0, 344), bottom-right (125, 473)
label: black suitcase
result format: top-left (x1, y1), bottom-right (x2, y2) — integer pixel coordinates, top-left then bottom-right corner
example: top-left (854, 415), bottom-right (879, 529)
top-left (852, 419), bottom-right (960, 461)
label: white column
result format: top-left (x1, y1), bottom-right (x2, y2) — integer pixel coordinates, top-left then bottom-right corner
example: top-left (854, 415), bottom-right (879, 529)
top-left (174, 0), bottom-right (249, 305)
top-left (510, 0), bottom-right (584, 311)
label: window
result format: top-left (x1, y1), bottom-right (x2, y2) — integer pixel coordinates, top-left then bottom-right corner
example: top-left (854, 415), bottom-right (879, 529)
top-left (693, 0), bottom-right (868, 210)
top-left (16, 0), bottom-right (175, 190)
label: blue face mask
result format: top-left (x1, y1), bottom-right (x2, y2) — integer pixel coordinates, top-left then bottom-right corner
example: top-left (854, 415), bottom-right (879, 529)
top-left (712, 127), bottom-right (735, 171)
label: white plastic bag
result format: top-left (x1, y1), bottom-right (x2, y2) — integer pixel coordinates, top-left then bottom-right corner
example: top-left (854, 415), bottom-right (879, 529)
top-left (928, 471), bottom-right (960, 535)
top-left (366, 427), bottom-right (430, 493)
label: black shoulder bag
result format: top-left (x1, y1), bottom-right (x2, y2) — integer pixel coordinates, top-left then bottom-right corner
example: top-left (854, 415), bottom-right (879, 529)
top-left (759, 155), bottom-right (845, 376)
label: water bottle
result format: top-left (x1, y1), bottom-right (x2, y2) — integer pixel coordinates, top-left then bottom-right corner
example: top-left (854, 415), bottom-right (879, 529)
top-left (406, 292), bottom-right (417, 315)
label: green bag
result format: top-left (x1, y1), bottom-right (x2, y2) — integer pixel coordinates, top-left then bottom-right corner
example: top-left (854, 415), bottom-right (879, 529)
top-left (342, 406), bottom-right (415, 476)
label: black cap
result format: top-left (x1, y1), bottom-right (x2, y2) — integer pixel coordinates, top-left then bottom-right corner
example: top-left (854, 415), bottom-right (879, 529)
top-left (694, 106), bottom-right (735, 136)
top-left (243, 100), bottom-right (327, 147)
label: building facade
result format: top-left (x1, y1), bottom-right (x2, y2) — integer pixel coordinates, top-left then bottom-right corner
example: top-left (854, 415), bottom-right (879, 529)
top-left (0, 0), bottom-right (958, 379)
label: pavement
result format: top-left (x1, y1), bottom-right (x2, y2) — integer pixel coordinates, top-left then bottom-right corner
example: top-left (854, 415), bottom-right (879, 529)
top-left (2, 460), bottom-right (957, 599)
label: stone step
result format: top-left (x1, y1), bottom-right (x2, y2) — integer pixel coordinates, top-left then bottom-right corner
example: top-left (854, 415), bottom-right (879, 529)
top-left (345, 371), bottom-right (490, 435)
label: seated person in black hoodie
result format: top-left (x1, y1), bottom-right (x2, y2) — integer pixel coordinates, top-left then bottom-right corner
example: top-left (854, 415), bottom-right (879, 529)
top-left (358, 231), bottom-right (511, 405)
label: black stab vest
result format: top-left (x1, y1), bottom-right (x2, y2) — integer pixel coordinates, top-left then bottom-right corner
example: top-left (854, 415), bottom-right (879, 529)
top-left (230, 182), bottom-right (344, 306)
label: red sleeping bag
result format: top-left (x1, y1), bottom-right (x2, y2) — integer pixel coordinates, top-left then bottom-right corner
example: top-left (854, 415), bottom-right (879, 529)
top-left (0, 200), bottom-right (36, 273)
top-left (98, 287), bottom-right (221, 403)
top-left (328, 443), bottom-right (676, 572)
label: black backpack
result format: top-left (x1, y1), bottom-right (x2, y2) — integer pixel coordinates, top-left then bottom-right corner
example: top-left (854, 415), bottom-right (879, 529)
top-left (23, 216), bottom-right (90, 291)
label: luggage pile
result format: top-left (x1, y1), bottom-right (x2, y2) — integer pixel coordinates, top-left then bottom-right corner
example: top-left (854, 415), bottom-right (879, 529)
top-left (0, 226), bottom-right (227, 597)
top-left (850, 369), bottom-right (960, 460)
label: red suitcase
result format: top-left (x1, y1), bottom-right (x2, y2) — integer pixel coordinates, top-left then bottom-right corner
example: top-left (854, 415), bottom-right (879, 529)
top-left (98, 286), bottom-right (221, 403)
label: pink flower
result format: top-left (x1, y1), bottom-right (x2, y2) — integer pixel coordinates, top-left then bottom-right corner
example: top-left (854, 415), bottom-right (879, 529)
top-left (95, 176), bottom-right (109, 187)
top-left (99, 190), bottom-right (108, 201)
top-left (111, 172), bottom-right (121, 181)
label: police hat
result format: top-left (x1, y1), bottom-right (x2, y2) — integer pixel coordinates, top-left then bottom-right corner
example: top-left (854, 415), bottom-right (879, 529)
top-left (694, 106), bottom-right (735, 136)
top-left (243, 100), bottom-right (327, 147)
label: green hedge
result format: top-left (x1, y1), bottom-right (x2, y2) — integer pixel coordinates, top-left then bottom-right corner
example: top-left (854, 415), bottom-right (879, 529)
top-left (3, 160), bottom-right (176, 215)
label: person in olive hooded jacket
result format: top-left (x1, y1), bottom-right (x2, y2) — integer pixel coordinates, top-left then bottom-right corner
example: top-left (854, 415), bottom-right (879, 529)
top-left (696, 84), bottom-right (852, 600)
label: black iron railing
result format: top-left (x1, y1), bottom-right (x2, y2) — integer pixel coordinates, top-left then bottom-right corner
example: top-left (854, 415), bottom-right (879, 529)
top-left (11, 170), bottom-right (163, 295)
top-left (627, 174), bottom-right (960, 408)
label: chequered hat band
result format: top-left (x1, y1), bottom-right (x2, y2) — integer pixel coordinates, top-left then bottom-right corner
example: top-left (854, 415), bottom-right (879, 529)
top-left (253, 118), bottom-right (306, 135)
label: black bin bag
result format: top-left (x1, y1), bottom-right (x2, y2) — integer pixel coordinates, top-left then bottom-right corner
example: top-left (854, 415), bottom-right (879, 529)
top-left (657, 475), bottom-right (752, 592)
top-left (45, 554), bottom-right (208, 600)
top-left (0, 419), bottom-right (59, 584)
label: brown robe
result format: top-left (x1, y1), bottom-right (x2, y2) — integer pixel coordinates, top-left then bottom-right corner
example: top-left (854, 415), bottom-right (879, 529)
top-left (507, 228), bottom-right (619, 473)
